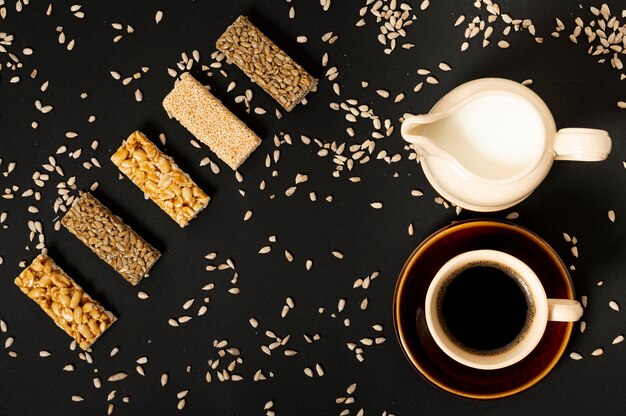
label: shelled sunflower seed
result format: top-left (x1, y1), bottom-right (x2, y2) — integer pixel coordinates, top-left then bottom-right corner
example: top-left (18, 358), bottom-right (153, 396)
top-left (564, 5), bottom-right (626, 73)
top-left (356, 0), bottom-right (418, 54)
top-left (457, 0), bottom-right (542, 52)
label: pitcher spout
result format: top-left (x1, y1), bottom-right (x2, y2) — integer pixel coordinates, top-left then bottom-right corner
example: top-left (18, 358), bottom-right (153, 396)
top-left (401, 114), bottom-right (449, 159)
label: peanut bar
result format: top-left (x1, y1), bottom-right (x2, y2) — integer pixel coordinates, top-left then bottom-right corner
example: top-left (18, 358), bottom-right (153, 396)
top-left (14, 254), bottom-right (117, 350)
top-left (111, 131), bottom-right (210, 227)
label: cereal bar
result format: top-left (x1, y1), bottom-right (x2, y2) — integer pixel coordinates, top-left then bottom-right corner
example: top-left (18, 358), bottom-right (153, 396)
top-left (14, 254), bottom-right (117, 350)
top-left (62, 192), bottom-right (160, 285)
top-left (162, 73), bottom-right (261, 170)
top-left (111, 131), bottom-right (210, 227)
top-left (216, 15), bottom-right (318, 111)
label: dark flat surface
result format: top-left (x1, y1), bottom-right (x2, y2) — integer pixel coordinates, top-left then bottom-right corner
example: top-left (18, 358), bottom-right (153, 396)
top-left (0, 1), bottom-right (625, 415)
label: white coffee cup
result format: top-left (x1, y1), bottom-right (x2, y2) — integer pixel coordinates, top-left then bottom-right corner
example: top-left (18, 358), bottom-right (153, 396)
top-left (425, 249), bottom-right (583, 370)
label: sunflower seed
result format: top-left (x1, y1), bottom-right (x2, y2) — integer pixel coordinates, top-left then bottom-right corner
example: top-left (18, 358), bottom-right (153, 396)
top-left (108, 372), bottom-right (128, 382)
top-left (608, 210), bottom-right (616, 222)
top-left (498, 40), bottom-right (510, 48)
top-left (332, 251), bottom-right (344, 259)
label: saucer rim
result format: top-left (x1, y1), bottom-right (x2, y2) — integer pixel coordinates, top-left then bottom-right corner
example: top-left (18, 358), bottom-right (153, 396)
top-left (392, 219), bottom-right (575, 400)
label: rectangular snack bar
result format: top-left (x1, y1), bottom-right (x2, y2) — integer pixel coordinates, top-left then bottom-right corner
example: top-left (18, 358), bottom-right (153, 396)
top-left (111, 131), bottom-right (210, 227)
top-left (14, 254), bottom-right (117, 350)
top-left (162, 73), bottom-right (261, 170)
top-left (216, 15), bottom-right (318, 112)
top-left (61, 192), bottom-right (161, 285)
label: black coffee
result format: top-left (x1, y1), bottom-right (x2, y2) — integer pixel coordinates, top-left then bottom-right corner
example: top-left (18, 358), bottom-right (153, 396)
top-left (438, 264), bottom-right (532, 354)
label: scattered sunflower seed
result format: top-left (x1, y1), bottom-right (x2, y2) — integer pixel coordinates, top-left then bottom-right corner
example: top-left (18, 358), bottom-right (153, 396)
top-left (108, 372), bottom-right (128, 382)
top-left (332, 251), bottom-right (344, 259)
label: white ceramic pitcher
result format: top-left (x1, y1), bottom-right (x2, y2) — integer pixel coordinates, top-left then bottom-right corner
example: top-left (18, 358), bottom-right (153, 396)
top-left (401, 78), bottom-right (612, 212)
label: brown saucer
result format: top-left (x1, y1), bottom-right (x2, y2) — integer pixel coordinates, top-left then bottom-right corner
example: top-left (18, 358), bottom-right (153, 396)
top-left (393, 219), bottom-right (575, 399)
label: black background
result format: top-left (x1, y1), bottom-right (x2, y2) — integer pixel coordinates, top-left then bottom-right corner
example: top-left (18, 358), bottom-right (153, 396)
top-left (1, 1), bottom-right (625, 415)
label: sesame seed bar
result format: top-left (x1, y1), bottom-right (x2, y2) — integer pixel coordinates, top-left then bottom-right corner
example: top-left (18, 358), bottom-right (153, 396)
top-left (14, 254), bottom-right (117, 350)
top-left (62, 192), bottom-right (161, 285)
top-left (216, 15), bottom-right (318, 112)
top-left (111, 131), bottom-right (210, 227)
top-left (162, 73), bottom-right (261, 170)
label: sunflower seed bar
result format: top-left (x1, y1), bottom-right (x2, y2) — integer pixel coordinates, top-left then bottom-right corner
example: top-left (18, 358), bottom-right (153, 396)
top-left (14, 254), bottom-right (117, 350)
top-left (61, 192), bottom-right (160, 285)
top-left (111, 131), bottom-right (210, 227)
top-left (162, 73), bottom-right (261, 170)
top-left (216, 15), bottom-right (317, 112)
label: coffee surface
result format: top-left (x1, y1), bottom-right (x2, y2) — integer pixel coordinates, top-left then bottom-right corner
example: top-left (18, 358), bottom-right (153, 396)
top-left (439, 265), bottom-right (530, 353)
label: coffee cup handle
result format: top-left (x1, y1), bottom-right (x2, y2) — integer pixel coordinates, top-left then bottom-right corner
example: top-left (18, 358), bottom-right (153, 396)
top-left (547, 299), bottom-right (584, 322)
top-left (553, 128), bottom-right (612, 161)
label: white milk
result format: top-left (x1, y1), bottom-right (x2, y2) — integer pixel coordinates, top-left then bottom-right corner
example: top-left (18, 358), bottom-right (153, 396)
top-left (422, 94), bottom-right (545, 180)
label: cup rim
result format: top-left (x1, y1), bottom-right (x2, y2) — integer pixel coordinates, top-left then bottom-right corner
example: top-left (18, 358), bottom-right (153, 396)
top-left (424, 249), bottom-right (549, 370)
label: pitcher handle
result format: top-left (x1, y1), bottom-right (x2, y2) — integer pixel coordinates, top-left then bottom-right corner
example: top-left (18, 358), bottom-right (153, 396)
top-left (553, 128), bottom-right (611, 161)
